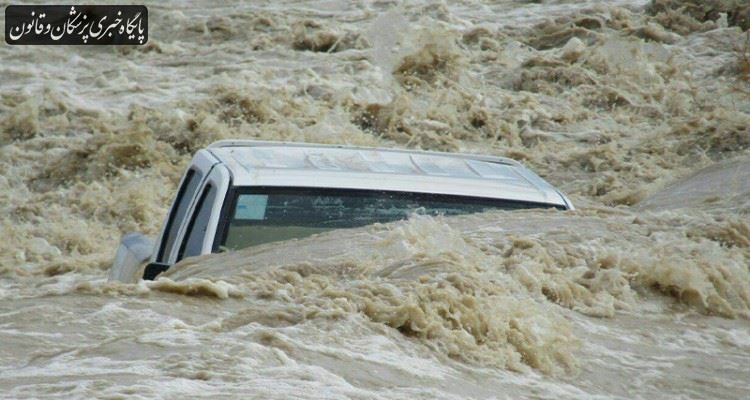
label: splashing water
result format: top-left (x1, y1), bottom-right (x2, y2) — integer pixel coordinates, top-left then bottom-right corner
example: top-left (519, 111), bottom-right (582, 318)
top-left (1, 0), bottom-right (749, 398)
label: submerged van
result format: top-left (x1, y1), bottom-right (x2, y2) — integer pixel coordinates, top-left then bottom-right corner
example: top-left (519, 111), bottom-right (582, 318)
top-left (109, 140), bottom-right (573, 282)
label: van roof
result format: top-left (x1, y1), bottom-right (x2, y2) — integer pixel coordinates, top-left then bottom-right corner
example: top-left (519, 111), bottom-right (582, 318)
top-left (206, 140), bottom-right (570, 208)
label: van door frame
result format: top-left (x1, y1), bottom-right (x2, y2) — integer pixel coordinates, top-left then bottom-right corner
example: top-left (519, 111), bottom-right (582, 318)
top-left (151, 150), bottom-right (218, 265)
top-left (169, 163), bottom-right (231, 264)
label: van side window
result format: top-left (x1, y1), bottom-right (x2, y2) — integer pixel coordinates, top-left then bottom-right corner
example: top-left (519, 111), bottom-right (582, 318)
top-left (178, 183), bottom-right (217, 261)
top-left (157, 168), bottom-right (203, 262)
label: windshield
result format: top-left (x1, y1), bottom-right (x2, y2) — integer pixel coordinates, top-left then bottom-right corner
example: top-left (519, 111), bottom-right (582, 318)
top-left (219, 187), bottom-right (562, 250)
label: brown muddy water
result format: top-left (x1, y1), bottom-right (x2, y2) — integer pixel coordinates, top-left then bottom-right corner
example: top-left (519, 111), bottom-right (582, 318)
top-left (1, 0), bottom-right (749, 398)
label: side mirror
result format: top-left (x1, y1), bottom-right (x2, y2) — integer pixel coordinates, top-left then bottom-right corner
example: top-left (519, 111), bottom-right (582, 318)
top-left (108, 233), bottom-right (154, 283)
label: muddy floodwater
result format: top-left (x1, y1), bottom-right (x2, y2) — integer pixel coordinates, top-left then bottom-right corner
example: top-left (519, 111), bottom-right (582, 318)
top-left (1, 0), bottom-right (749, 398)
